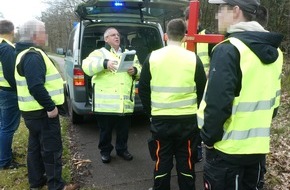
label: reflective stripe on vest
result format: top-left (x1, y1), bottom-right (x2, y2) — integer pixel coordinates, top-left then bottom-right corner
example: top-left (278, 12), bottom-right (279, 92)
top-left (198, 37), bottom-right (283, 154)
top-left (85, 47), bottom-right (137, 113)
top-left (83, 51), bottom-right (105, 76)
top-left (273, 49), bottom-right (284, 109)
top-left (150, 45), bottom-right (198, 116)
top-left (0, 38), bottom-right (15, 88)
top-left (197, 82), bottom-right (207, 129)
top-left (15, 47), bottom-right (64, 111)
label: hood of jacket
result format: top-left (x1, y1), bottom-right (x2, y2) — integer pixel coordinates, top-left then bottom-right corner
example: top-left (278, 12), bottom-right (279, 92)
top-left (15, 42), bottom-right (36, 55)
top-left (227, 21), bottom-right (284, 64)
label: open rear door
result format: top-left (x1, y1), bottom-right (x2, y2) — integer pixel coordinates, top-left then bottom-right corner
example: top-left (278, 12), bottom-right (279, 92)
top-left (75, 0), bottom-right (189, 28)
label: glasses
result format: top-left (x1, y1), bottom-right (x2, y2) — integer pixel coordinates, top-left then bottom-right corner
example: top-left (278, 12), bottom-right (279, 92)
top-left (107, 33), bottom-right (120, 38)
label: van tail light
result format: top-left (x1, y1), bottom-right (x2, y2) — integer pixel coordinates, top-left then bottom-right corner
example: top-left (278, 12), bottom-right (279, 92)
top-left (135, 82), bottom-right (139, 94)
top-left (73, 68), bottom-right (85, 86)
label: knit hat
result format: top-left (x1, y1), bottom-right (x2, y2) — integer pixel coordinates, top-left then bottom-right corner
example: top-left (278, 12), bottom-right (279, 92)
top-left (208, 0), bottom-right (260, 14)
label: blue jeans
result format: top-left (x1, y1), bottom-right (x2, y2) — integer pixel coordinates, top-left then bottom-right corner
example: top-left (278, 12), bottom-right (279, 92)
top-left (0, 89), bottom-right (21, 167)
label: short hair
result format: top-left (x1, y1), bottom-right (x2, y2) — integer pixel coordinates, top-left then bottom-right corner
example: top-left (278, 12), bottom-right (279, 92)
top-left (104, 27), bottom-right (118, 39)
top-left (166, 18), bottom-right (186, 42)
top-left (0, 20), bottom-right (14, 34)
top-left (18, 19), bottom-right (45, 42)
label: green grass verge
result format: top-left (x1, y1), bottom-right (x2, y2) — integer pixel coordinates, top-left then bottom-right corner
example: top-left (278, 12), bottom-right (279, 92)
top-left (0, 116), bottom-right (71, 189)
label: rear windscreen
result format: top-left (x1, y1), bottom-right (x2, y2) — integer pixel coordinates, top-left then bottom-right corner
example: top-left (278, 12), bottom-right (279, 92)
top-left (81, 24), bottom-right (163, 64)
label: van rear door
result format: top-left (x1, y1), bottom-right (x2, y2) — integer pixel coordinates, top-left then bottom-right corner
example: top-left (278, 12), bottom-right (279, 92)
top-left (75, 0), bottom-right (189, 27)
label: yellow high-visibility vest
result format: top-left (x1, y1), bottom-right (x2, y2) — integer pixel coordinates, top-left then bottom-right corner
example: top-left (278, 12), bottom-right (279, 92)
top-left (15, 47), bottom-right (64, 111)
top-left (82, 47), bottom-right (141, 113)
top-left (149, 45), bottom-right (198, 116)
top-left (196, 30), bottom-right (210, 74)
top-left (197, 37), bottom-right (283, 154)
top-left (0, 38), bottom-right (15, 88)
top-left (182, 30), bottom-right (210, 74)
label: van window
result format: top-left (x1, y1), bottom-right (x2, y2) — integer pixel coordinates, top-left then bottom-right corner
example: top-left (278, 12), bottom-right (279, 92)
top-left (81, 24), bottom-right (163, 64)
top-left (66, 27), bottom-right (76, 57)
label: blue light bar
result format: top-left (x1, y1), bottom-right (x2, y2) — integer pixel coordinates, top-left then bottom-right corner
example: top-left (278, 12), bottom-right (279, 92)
top-left (114, 2), bottom-right (124, 7)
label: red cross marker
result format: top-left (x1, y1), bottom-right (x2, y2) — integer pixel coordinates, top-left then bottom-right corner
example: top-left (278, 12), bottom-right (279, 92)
top-left (186, 0), bottom-right (224, 52)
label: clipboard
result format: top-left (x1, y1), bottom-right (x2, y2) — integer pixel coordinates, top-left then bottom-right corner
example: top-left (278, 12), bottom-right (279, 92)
top-left (116, 50), bottom-right (136, 73)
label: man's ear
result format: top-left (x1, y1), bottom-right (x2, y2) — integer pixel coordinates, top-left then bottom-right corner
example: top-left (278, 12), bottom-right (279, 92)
top-left (104, 37), bottom-right (108, 43)
top-left (163, 33), bottom-right (168, 41)
top-left (233, 5), bottom-right (242, 20)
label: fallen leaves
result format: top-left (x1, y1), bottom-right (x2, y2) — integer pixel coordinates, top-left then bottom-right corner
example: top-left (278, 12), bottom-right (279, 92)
top-left (73, 158), bottom-right (92, 170)
top-left (266, 88), bottom-right (290, 190)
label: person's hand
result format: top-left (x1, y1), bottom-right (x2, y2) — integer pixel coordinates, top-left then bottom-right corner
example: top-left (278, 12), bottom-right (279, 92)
top-left (47, 107), bottom-right (58, 118)
top-left (127, 66), bottom-right (135, 76)
top-left (107, 60), bottom-right (118, 72)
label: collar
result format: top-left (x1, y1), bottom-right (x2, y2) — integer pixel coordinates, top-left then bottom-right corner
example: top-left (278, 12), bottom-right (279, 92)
top-left (105, 43), bottom-right (125, 53)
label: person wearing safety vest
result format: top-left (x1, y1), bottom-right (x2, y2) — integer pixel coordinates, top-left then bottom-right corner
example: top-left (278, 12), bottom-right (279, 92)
top-left (139, 18), bottom-right (206, 190)
top-left (197, 0), bottom-right (284, 189)
top-left (15, 19), bottom-right (79, 190)
top-left (182, 5), bottom-right (216, 163)
top-left (0, 20), bottom-right (21, 170)
top-left (182, 6), bottom-right (215, 77)
top-left (82, 27), bottom-right (141, 164)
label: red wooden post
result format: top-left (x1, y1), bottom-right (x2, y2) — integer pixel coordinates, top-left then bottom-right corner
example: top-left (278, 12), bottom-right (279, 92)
top-left (186, 0), bottom-right (224, 52)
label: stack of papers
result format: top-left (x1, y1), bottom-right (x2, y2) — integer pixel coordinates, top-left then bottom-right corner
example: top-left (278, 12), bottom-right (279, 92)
top-left (116, 50), bottom-right (136, 73)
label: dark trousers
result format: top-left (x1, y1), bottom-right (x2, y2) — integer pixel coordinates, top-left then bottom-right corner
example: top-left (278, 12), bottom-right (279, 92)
top-left (204, 149), bottom-right (263, 190)
top-left (150, 118), bottom-right (200, 190)
top-left (24, 116), bottom-right (65, 190)
top-left (258, 155), bottom-right (266, 189)
top-left (97, 115), bottom-right (131, 155)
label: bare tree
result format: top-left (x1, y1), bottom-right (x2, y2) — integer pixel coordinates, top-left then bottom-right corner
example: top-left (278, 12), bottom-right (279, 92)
top-left (41, 0), bottom-right (81, 52)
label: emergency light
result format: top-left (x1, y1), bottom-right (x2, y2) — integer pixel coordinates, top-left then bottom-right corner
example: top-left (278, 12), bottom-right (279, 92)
top-left (114, 1), bottom-right (124, 7)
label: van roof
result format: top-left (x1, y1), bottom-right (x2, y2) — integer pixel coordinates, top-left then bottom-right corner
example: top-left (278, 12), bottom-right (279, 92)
top-left (75, 0), bottom-right (189, 23)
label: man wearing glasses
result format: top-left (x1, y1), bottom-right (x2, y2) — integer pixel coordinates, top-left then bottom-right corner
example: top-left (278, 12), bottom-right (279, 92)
top-left (82, 27), bottom-right (141, 164)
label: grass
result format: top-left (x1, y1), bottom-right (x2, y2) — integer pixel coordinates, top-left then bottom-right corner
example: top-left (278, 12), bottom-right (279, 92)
top-left (0, 116), bottom-right (72, 190)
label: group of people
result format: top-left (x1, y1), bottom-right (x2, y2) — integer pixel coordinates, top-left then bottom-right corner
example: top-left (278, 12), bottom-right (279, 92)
top-left (0, 0), bottom-right (284, 190)
top-left (83, 1), bottom-right (283, 190)
top-left (0, 19), bottom-right (79, 190)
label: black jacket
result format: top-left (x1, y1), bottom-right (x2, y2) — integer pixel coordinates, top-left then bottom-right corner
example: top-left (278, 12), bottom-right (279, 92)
top-left (0, 40), bottom-right (16, 91)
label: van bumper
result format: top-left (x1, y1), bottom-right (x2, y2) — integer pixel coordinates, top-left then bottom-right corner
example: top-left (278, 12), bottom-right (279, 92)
top-left (72, 101), bottom-right (94, 115)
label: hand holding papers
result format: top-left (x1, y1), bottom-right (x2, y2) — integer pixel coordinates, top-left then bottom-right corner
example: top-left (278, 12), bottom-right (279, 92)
top-left (116, 50), bottom-right (136, 73)
top-left (107, 60), bottom-right (118, 72)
